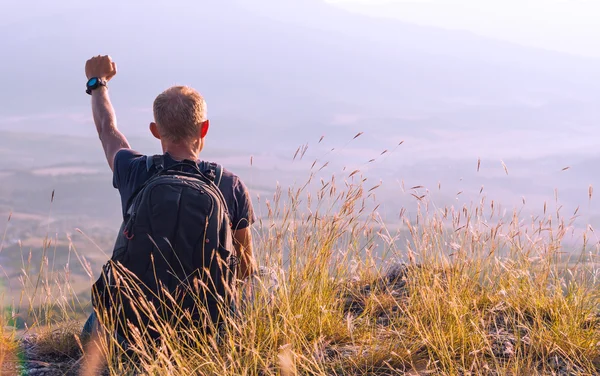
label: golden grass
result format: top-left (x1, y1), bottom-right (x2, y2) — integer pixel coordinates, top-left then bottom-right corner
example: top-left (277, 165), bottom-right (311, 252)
top-left (0, 326), bottom-right (19, 374)
top-left (0, 159), bottom-right (599, 376)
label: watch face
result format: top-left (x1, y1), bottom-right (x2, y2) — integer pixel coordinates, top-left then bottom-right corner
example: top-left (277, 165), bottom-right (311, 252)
top-left (88, 77), bottom-right (98, 87)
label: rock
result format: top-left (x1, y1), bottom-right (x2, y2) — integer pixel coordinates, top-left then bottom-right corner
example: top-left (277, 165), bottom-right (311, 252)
top-left (489, 330), bottom-right (516, 360)
top-left (544, 354), bottom-right (584, 376)
top-left (240, 265), bottom-right (280, 309)
top-left (341, 263), bottom-right (413, 318)
top-left (381, 263), bottom-right (411, 297)
top-left (360, 284), bottom-right (372, 294)
top-left (385, 263), bottom-right (410, 286)
top-left (27, 367), bottom-right (55, 376)
top-left (343, 294), bottom-right (365, 315)
top-left (376, 312), bottom-right (392, 326)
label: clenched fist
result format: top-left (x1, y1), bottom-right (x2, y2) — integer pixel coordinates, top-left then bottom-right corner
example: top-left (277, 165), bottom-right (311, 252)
top-left (85, 55), bottom-right (117, 81)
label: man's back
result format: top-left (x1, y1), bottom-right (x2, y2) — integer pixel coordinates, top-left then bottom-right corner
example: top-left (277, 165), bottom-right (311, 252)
top-left (112, 149), bottom-right (255, 232)
top-left (94, 150), bottom-right (240, 340)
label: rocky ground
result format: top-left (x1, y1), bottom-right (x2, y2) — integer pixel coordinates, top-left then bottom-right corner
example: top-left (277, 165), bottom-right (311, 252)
top-left (2, 264), bottom-right (599, 375)
top-left (345, 264), bottom-right (600, 376)
top-left (1, 336), bottom-right (83, 376)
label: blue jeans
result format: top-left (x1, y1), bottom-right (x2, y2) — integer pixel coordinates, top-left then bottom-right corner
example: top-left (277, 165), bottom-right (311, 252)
top-left (82, 312), bottom-right (129, 348)
top-left (82, 311), bottom-right (222, 348)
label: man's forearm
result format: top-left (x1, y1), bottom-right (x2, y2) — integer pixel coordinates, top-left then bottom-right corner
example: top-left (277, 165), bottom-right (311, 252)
top-left (91, 87), bottom-right (130, 170)
top-left (233, 228), bottom-right (255, 280)
top-left (91, 87), bottom-right (117, 136)
top-left (237, 250), bottom-right (254, 280)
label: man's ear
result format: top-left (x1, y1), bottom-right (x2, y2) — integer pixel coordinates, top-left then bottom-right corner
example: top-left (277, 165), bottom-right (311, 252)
top-left (150, 122), bottom-right (161, 140)
top-left (200, 120), bottom-right (210, 139)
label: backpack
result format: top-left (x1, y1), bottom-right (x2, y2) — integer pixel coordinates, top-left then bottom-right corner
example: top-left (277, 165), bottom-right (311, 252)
top-left (91, 155), bottom-right (236, 343)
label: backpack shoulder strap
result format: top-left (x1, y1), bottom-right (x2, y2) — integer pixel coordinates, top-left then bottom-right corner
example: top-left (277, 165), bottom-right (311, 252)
top-left (212, 163), bottom-right (224, 189)
top-left (199, 161), bottom-right (224, 191)
top-left (146, 154), bottom-right (165, 172)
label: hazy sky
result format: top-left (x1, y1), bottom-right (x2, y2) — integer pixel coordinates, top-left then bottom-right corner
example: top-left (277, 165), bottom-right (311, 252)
top-left (3, 0), bottom-right (598, 58)
top-left (1, 0), bottom-right (599, 232)
top-left (327, 0), bottom-right (600, 58)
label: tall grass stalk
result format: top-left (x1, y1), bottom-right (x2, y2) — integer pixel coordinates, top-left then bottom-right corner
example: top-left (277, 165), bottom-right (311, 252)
top-left (1, 164), bottom-right (599, 375)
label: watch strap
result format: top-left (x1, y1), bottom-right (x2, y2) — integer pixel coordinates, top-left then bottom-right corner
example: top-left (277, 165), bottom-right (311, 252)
top-left (86, 78), bottom-right (107, 95)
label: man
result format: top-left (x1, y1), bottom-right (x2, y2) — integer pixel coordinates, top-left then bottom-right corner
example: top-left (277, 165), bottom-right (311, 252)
top-left (82, 55), bottom-right (255, 340)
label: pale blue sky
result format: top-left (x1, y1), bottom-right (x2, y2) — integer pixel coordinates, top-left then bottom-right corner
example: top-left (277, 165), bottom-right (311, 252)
top-left (327, 0), bottom-right (600, 58)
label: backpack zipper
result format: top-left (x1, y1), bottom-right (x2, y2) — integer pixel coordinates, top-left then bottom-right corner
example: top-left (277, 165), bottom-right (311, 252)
top-left (123, 212), bottom-right (136, 240)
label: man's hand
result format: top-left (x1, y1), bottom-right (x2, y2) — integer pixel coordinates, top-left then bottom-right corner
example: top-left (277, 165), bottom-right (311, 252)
top-left (85, 55), bottom-right (117, 81)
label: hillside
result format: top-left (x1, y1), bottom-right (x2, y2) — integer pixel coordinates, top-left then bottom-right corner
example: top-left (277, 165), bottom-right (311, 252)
top-left (1, 170), bottom-right (599, 375)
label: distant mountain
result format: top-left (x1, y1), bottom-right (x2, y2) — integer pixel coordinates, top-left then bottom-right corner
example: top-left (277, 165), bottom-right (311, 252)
top-left (0, 0), bottom-right (599, 160)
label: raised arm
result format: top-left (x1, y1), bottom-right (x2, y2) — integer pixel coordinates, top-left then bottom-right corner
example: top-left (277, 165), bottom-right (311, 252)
top-left (85, 55), bottom-right (131, 171)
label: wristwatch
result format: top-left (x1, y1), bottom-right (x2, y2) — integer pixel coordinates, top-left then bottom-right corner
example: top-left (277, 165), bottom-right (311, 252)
top-left (86, 77), bottom-right (107, 95)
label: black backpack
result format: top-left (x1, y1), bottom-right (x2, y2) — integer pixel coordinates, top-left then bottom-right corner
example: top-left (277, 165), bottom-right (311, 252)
top-left (91, 155), bottom-right (236, 342)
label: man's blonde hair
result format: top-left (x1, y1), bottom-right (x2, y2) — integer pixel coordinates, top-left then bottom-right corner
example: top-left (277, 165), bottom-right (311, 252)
top-left (153, 86), bottom-right (207, 143)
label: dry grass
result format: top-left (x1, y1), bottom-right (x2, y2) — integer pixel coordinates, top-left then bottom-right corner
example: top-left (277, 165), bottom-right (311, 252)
top-left (0, 326), bottom-right (19, 371)
top-left (24, 320), bottom-right (82, 359)
top-left (1, 155), bottom-right (599, 376)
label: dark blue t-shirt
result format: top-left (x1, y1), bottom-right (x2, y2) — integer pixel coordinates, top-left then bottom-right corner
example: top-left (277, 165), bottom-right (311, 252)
top-left (112, 149), bottom-right (255, 231)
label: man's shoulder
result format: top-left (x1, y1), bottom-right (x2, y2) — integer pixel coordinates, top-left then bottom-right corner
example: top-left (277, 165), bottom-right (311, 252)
top-left (219, 166), bottom-right (241, 183)
top-left (113, 149), bottom-right (150, 189)
top-left (115, 149), bottom-right (146, 167)
top-left (211, 163), bottom-right (254, 227)
top-left (206, 162), bottom-right (250, 195)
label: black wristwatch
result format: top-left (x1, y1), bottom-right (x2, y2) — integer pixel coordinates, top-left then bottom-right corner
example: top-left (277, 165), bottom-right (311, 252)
top-left (86, 77), bottom-right (107, 95)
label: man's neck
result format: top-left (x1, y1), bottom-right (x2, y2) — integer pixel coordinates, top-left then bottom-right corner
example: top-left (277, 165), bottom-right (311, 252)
top-left (165, 151), bottom-right (198, 162)
top-left (162, 144), bottom-right (200, 162)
